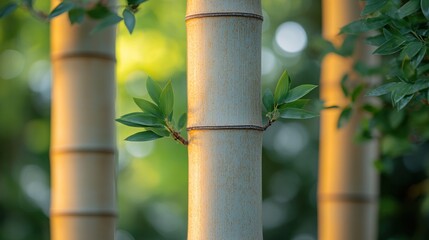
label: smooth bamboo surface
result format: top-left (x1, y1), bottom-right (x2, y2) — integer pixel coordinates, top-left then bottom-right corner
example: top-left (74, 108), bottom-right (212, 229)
top-left (318, 1), bottom-right (378, 240)
top-left (186, 0), bottom-right (263, 239)
top-left (50, 0), bottom-right (117, 239)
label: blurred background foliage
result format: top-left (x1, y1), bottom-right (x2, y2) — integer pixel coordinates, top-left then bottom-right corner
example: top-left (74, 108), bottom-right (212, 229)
top-left (0, 0), bottom-right (428, 239)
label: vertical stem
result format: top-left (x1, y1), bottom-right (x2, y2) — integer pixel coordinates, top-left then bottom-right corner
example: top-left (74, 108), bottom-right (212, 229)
top-left (186, 0), bottom-right (263, 239)
top-left (50, 1), bottom-right (117, 239)
top-left (318, 1), bottom-right (379, 240)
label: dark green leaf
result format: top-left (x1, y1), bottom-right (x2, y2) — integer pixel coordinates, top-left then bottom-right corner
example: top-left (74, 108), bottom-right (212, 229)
top-left (117, 112), bottom-right (164, 127)
top-left (49, 1), bottom-right (75, 19)
top-left (351, 85), bottom-right (364, 102)
top-left (278, 99), bottom-right (310, 110)
top-left (178, 113), bottom-right (187, 130)
top-left (68, 7), bottom-right (85, 24)
top-left (400, 41), bottom-right (424, 59)
top-left (133, 98), bottom-right (163, 118)
top-left (123, 8), bottom-right (135, 34)
top-left (146, 77), bottom-right (162, 105)
top-left (366, 82), bottom-right (399, 96)
top-left (337, 106), bottom-right (352, 128)
top-left (160, 81), bottom-right (174, 117)
top-left (411, 46), bottom-right (427, 67)
top-left (396, 94), bottom-right (413, 110)
top-left (262, 89), bottom-right (274, 112)
top-left (422, 0), bottom-right (429, 20)
top-left (340, 19), bottom-right (366, 34)
top-left (86, 3), bottom-right (112, 19)
top-left (398, 0), bottom-right (419, 18)
top-left (340, 74), bottom-right (349, 96)
top-left (366, 34), bottom-right (386, 46)
top-left (362, 103), bottom-right (379, 113)
top-left (283, 84), bottom-right (318, 103)
top-left (337, 35), bottom-right (357, 56)
top-left (22, 0), bottom-right (33, 9)
top-left (125, 131), bottom-right (163, 142)
top-left (373, 38), bottom-right (405, 55)
top-left (0, 3), bottom-right (18, 18)
top-left (127, 0), bottom-right (148, 5)
top-left (279, 108), bottom-right (319, 119)
top-left (146, 127), bottom-right (170, 137)
top-left (362, 0), bottom-right (387, 15)
top-left (91, 14), bottom-right (122, 34)
top-left (274, 70), bottom-right (291, 104)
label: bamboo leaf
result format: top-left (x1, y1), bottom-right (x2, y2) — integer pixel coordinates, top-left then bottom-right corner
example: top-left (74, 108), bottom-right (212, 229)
top-left (284, 84), bottom-right (317, 103)
top-left (123, 8), bottom-right (135, 34)
top-left (146, 127), bottom-right (170, 137)
top-left (133, 98), bottom-right (163, 118)
top-left (146, 77), bottom-right (162, 105)
top-left (278, 99), bottom-right (310, 110)
top-left (68, 7), bottom-right (85, 24)
top-left (366, 82), bottom-right (399, 96)
top-left (361, 0), bottom-right (387, 16)
top-left (160, 81), bottom-right (174, 117)
top-left (262, 89), bottom-right (274, 112)
top-left (125, 131), bottom-right (163, 142)
top-left (400, 41), bottom-right (424, 59)
top-left (86, 3), bottom-right (112, 19)
top-left (0, 3), bottom-right (18, 18)
top-left (117, 112), bottom-right (164, 127)
top-left (396, 94), bottom-right (413, 110)
top-left (351, 85), bottom-right (364, 102)
top-left (398, 0), bottom-right (419, 19)
top-left (279, 108), bottom-right (319, 119)
top-left (127, 0), bottom-right (148, 5)
top-left (373, 38), bottom-right (405, 55)
top-left (337, 106), bottom-right (352, 128)
top-left (422, 0), bottom-right (429, 20)
top-left (178, 113), bottom-right (187, 130)
top-left (274, 70), bottom-right (291, 104)
top-left (91, 14), bottom-right (122, 34)
top-left (341, 74), bottom-right (349, 96)
top-left (411, 46), bottom-right (427, 67)
top-left (49, 1), bottom-right (75, 19)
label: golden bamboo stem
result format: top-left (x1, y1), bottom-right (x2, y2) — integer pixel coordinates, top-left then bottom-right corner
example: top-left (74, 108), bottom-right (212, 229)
top-left (318, 1), bottom-right (379, 239)
top-left (50, 1), bottom-right (117, 239)
top-left (186, 0), bottom-right (263, 239)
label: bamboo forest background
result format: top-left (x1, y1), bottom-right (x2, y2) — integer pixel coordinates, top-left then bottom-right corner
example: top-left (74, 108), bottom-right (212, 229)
top-left (0, 0), bottom-right (428, 239)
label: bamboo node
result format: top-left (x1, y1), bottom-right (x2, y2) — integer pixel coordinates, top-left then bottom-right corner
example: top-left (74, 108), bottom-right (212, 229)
top-left (51, 52), bottom-right (116, 62)
top-left (187, 125), bottom-right (264, 131)
top-left (185, 12), bottom-right (263, 21)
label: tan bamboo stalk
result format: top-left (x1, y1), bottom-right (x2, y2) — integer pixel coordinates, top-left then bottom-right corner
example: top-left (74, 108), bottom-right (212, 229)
top-left (50, 0), bottom-right (117, 239)
top-left (186, 0), bottom-right (263, 239)
top-left (318, 1), bottom-right (379, 240)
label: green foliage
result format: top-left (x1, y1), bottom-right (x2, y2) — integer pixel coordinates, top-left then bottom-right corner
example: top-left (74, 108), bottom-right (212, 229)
top-left (117, 79), bottom-right (188, 145)
top-left (0, 3), bottom-right (18, 18)
top-left (263, 70), bottom-right (320, 127)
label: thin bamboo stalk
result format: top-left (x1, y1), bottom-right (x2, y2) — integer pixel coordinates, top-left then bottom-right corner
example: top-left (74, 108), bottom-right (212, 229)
top-left (318, 1), bottom-right (379, 240)
top-left (50, 1), bottom-right (117, 239)
top-left (186, 0), bottom-right (263, 239)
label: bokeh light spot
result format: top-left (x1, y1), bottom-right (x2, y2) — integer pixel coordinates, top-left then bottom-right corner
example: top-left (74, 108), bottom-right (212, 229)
top-left (275, 22), bottom-right (308, 54)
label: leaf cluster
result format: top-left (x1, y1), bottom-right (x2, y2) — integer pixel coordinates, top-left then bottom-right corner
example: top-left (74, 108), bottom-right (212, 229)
top-left (0, 0), bottom-right (147, 34)
top-left (116, 78), bottom-right (188, 145)
top-left (262, 70), bottom-right (319, 129)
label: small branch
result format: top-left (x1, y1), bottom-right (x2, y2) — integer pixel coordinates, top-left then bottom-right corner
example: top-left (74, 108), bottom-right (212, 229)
top-left (262, 119), bottom-right (275, 131)
top-left (165, 121), bottom-right (188, 146)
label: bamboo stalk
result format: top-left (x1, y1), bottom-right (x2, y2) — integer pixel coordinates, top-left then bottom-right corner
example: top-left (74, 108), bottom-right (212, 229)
top-left (318, 1), bottom-right (379, 239)
top-left (186, 0), bottom-right (263, 239)
top-left (50, 1), bottom-right (117, 239)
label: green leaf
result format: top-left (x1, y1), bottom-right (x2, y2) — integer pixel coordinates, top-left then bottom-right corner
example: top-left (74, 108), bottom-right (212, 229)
top-left (340, 74), bottom-right (349, 96)
top-left (366, 34), bottom-right (386, 46)
top-left (340, 16), bottom-right (389, 35)
top-left (178, 113), bottom-right (187, 130)
top-left (262, 89), bottom-right (274, 112)
top-left (68, 7), bottom-right (85, 24)
top-left (361, 0), bottom-right (387, 15)
top-left (400, 41), bottom-right (424, 59)
top-left (133, 98), bottom-right (163, 118)
top-left (127, 0), bottom-right (148, 5)
top-left (283, 84), bottom-right (318, 103)
top-left (125, 131), bottom-right (163, 142)
top-left (373, 38), bottom-right (405, 55)
top-left (159, 81), bottom-right (174, 117)
top-left (422, 0), bottom-right (429, 20)
top-left (351, 85), bottom-right (364, 102)
top-left (366, 82), bottom-right (399, 96)
top-left (337, 106), bottom-right (352, 128)
top-left (279, 108), bottom-right (319, 119)
top-left (123, 8), bottom-right (135, 34)
top-left (337, 35), bottom-right (357, 56)
top-left (146, 77), bottom-right (162, 105)
top-left (49, 1), bottom-right (75, 19)
top-left (0, 3), bottom-right (18, 18)
top-left (274, 70), bottom-right (291, 104)
top-left (398, 0), bottom-right (420, 18)
top-left (117, 112), bottom-right (164, 127)
top-left (86, 3), bottom-right (112, 19)
top-left (396, 94), bottom-right (413, 110)
top-left (411, 46), bottom-right (427, 67)
top-left (22, 0), bottom-right (33, 9)
top-left (146, 127), bottom-right (170, 137)
top-left (278, 99), bottom-right (310, 110)
top-left (91, 14), bottom-right (122, 34)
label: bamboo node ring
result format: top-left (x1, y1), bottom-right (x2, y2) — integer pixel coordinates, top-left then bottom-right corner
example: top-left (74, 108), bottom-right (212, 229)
top-left (51, 52), bottom-right (116, 62)
top-left (185, 12), bottom-right (263, 21)
top-left (187, 125), bottom-right (264, 131)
